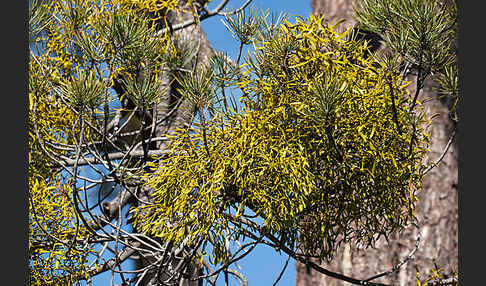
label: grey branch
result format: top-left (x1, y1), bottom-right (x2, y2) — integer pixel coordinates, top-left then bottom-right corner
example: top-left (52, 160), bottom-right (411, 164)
top-left (365, 233), bottom-right (421, 282)
top-left (156, 0), bottom-right (231, 37)
top-left (57, 149), bottom-right (170, 167)
top-left (422, 127), bottom-right (456, 176)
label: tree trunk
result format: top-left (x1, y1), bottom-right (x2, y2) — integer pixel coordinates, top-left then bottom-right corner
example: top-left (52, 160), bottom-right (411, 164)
top-left (296, 1), bottom-right (458, 285)
top-left (130, 1), bottom-right (214, 285)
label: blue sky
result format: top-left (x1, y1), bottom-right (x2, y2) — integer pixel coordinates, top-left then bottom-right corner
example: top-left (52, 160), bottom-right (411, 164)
top-left (203, 0), bottom-right (313, 61)
top-left (91, 1), bottom-right (312, 285)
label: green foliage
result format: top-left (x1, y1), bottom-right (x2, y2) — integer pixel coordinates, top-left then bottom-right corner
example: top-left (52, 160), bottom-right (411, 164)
top-left (355, 0), bottom-right (456, 70)
top-left (29, 0), bottom-right (52, 42)
top-left (29, 0), bottom-right (451, 284)
top-left (132, 15), bottom-right (429, 263)
top-left (435, 63), bottom-right (459, 121)
top-left (57, 71), bottom-right (106, 111)
top-left (223, 7), bottom-right (268, 45)
top-left (178, 64), bottom-right (216, 108)
top-left (354, 0), bottom-right (458, 118)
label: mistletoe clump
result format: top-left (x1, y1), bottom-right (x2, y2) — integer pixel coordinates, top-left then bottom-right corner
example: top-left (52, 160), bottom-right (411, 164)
top-left (133, 14), bottom-right (429, 263)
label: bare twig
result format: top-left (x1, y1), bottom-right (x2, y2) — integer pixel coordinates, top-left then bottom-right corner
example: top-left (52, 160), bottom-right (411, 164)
top-left (387, 75), bottom-right (402, 135)
top-left (422, 127), bottom-right (456, 176)
top-left (56, 149), bottom-right (170, 167)
top-left (365, 234), bottom-right (421, 282)
top-left (236, 42), bottom-right (244, 66)
top-left (156, 0), bottom-right (231, 37)
top-left (218, 0), bottom-right (254, 16)
top-left (88, 241), bottom-right (142, 276)
top-left (226, 268), bottom-right (248, 286)
top-left (226, 213), bottom-right (391, 286)
top-left (272, 255), bottom-right (291, 286)
top-left (425, 277), bottom-right (458, 286)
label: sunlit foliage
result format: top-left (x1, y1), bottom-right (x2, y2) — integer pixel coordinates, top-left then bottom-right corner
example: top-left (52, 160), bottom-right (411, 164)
top-left (29, 179), bottom-right (95, 286)
top-left (416, 267), bottom-right (459, 286)
top-left (28, 0), bottom-right (184, 283)
top-left (28, 0), bottom-right (446, 284)
top-left (132, 15), bottom-right (429, 263)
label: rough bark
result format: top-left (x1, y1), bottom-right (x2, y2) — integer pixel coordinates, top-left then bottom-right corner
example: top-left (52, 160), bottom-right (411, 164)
top-left (311, 0), bottom-right (356, 30)
top-left (296, 1), bottom-right (458, 285)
